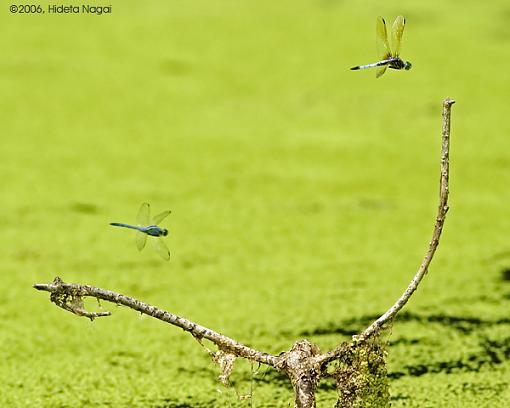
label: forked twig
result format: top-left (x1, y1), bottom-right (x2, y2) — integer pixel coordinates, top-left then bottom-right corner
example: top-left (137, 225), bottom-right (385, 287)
top-left (34, 98), bottom-right (455, 408)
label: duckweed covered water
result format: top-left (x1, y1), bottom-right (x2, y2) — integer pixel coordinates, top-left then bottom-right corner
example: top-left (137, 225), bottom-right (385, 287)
top-left (1, 0), bottom-right (509, 406)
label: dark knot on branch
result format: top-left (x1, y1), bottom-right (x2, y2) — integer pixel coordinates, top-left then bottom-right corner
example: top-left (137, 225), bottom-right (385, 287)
top-left (34, 276), bottom-right (111, 321)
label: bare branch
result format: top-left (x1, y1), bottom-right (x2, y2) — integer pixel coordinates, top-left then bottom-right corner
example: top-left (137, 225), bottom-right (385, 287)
top-left (356, 98), bottom-right (455, 341)
top-left (317, 98), bottom-right (455, 365)
top-left (34, 98), bottom-right (456, 408)
top-left (34, 277), bottom-right (280, 367)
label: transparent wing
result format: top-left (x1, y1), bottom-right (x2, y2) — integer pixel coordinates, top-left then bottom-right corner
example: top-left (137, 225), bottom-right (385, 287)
top-left (136, 202), bottom-right (150, 226)
top-left (135, 231), bottom-right (147, 251)
top-left (153, 238), bottom-right (170, 261)
top-left (376, 16), bottom-right (391, 61)
top-left (152, 210), bottom-right (171, 225)
top-left (391, 15), bottom-right (406, 57)
top-left (376, 65), bottom-right (388, 78)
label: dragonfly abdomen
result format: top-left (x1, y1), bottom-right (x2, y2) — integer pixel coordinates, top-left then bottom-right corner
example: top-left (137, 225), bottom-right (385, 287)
top-left (110, 222), bottom-right (141, 231)
top-left (351, 59), bottom-right (392, 71)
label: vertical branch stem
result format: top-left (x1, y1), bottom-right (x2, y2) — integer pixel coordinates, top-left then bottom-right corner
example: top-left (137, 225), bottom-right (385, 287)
top-left (355, 98), bottom-right (455, 342)
top-left (317, 98), bottom-right (456, 366)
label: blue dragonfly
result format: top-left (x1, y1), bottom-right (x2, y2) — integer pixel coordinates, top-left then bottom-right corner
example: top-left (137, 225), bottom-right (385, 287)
top-left (110, 202), bottom-right (171, 261)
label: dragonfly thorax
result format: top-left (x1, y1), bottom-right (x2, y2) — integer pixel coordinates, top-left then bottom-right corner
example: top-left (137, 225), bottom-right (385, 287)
top-left (386, 57), bottom-right (412, 71)
top-left (144, 225), bottom-right (168, 237)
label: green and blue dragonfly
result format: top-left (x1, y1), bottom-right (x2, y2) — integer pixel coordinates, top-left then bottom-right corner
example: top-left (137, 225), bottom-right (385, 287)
top-left (351, 16), bottom-right (412, 78)
top-left (110, 202), bottom-right (171, 261)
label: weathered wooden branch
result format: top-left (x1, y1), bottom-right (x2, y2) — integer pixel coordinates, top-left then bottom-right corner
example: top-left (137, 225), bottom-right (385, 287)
top-left (34, 277), bottom-right (280, 368)
top-left (33, 277), bottom-right (317, 407)
top-left (317, 98), bottom-right (455, 366)
top-left (34, 98), bottom-right (455, 408)
top-left (358, 98), bottom-right (454, 340)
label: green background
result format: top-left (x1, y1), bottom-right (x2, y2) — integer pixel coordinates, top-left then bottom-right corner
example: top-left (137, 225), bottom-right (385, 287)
top-left (1, 0), bottom-right (509, 406)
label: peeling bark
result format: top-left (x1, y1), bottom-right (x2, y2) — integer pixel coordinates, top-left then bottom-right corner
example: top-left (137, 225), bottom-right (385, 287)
top-left (277, 341), bottom-right (322, 408)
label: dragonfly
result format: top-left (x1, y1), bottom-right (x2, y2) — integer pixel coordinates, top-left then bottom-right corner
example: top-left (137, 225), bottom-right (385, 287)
top-left (110, 202), bottom-right (171, 261)
top-left (351, 15), bottom-right (412, 78)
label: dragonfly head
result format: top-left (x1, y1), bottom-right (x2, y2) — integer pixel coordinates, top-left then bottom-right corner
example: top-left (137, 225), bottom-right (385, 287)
top-left (403, 60), bottom-right (412, 71)
top-left (162, 228), bottom-right (169, 236)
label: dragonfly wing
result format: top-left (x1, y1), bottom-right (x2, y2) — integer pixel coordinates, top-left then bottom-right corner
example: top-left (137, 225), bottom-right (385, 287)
top-left (135, 231), bottom-right (147, 251)
top-left (376, 16), bottom-right (391, 61)
top-left (152, 210), bottom-right (171, 225)
top-left (153, 238), bottom-right (170, 261)
top-left (376, 65), bottom-right (388, 78)
top-left (136, 202), bottom-right (151, 226)
top-left (391, 15), bottom-right (406, 57)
